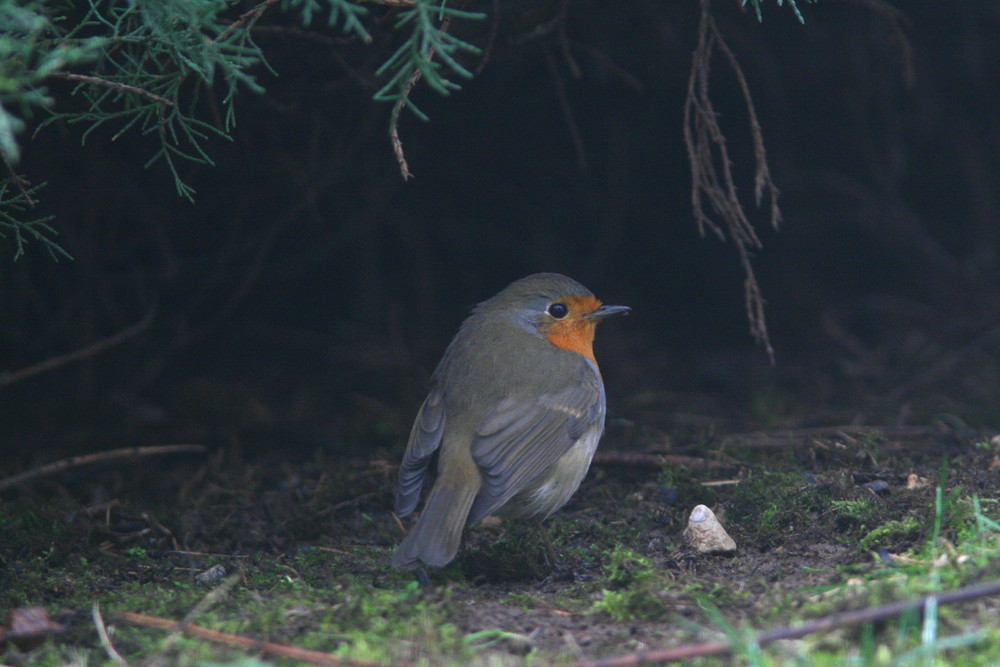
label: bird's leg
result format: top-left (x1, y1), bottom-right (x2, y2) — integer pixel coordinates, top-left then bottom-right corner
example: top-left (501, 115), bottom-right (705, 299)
top-left (535, 518), bottom-right (559, 567)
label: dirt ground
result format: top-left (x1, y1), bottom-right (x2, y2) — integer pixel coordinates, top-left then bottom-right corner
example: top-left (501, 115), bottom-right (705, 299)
top-left (3, 371), bottom-right (1000, 666)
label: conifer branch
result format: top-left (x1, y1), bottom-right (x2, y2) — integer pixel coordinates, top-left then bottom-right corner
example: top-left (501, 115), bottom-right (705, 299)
top-left (47, 72), bottom-right (176, 108)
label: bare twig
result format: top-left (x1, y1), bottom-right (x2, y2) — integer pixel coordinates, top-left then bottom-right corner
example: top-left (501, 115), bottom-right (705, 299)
top-left (389, 16), bottom-right (451, 181)
top-left (317, 491), bottom-right (382, 516)
top-left (114, 610), bottom-right (385, 666)
top-left (571, 579), bottom-right (1000, 666)
top-left (711, 16), bottom-right (780, 225)
top-left (683, 0), bottom-right (781, 362)
top-left (719, 424), bottom-right (972, 449)
top-left (390, 16), bottom-right (453, 180)
top-left (0, 444), bottom-right (207, 492)
top-left (544, 44), bottom-right (587, 174)
top-left (92, 602), bottom-right (128, 666)
top-left (48, 72), bottom-right (175, 107)
top-left (216, 0), bottom-right (282, 44)
top-left (0, 306), bottom-right (156, 389)
top-left (592, 451), bottom-right (726, 469)
top-left (158, 550), bottom-right (251, 559)
top-left (389, 70), bottom-right (419, 180)
top-left (475, 0), bottom-right (501, 75)
top-left (0, 149), bottom-right (35, 205)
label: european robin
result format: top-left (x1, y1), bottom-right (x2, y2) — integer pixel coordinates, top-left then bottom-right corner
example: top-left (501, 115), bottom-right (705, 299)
top-left (392, 273), bottom-right (630, 568)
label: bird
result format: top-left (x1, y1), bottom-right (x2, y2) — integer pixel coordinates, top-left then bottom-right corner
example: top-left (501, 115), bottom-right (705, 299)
top-left (391, 272), bottom-right (630, 569)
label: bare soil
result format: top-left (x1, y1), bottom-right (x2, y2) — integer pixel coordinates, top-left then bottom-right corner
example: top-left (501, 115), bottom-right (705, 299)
top-left (2, 396), bottom-right (998, 664)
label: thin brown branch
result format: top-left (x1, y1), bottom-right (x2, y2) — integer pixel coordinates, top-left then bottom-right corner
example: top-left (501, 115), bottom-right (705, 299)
top-left (719, 424), bottom-right (974, 447)
top-left (390, 69), bottom-right (420, 180)
top-left (683, 0), bottom-right (781, 362)
top-left (0, 305), bottom-right (156, 389)
top-left (710, 13), bottom-right (781, 226)
top-left (114, 610), bottom-right (387, 667)
top-left (48, 72), bottom-right (175, 107)
top-left (475, 0), bottom-right (501, 75)
top-left (216, 0), bottom-right (281, 44)
top-left (159, 550), bottom-right (251, 559)
top-left (390, 17), bottom-right (452, 180)
top-left (544, 44), bottom-right (588, 174)
top-left (0, 444), bottom-right (207, 492)
top-left (572, 579), bottom-right (1000, 666)
top-left (592, 451), bottom-right (726, 469)
top-left (0, 150), bottom-right (35, 205)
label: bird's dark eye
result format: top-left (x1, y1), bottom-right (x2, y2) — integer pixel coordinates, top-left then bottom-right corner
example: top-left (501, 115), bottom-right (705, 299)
top-left (547, 302), bottom-right (569, 319)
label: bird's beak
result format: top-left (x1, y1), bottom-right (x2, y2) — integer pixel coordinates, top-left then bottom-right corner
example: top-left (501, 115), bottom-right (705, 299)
top-left (586, 304), bottom-right (631, 320)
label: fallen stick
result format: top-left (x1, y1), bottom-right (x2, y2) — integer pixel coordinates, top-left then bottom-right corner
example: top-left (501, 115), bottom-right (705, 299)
top-left (591, 452), bottom-right (726, 469)
top-left (0, 444), bottom-right (207, 491)
top-left (571, 579), bottom-right (1000, 666)
top-left (114, 611), bottom-right (384, 666)
top-left (720, 424), bottom-right (974, 449)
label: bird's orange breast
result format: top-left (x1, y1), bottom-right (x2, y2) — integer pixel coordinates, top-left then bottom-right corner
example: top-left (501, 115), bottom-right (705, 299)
top-left (542, 295), bottom-right (602, 365)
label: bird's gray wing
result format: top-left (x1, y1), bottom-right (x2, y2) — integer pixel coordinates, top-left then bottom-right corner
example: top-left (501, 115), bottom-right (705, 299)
top-left (394, 387), bottom-right (446, 517)
top-left (466, 375), bottom-right (603, 524)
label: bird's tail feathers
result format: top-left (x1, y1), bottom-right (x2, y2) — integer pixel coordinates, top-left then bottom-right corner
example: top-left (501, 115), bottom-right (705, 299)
top-left (391, 476), bottom-right (479, 569)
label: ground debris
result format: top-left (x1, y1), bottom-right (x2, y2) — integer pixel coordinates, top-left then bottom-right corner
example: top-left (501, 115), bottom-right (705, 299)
top-left (682, 504), bottom-right (737, 553)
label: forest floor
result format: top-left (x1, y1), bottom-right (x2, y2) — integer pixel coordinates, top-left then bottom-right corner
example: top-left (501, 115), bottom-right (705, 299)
top-left (3, 354), bottom-right (1000, 666)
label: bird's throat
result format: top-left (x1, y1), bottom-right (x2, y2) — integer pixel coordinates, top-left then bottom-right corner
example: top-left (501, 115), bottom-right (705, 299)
top-left (544, 318), bottom-right (598, 364)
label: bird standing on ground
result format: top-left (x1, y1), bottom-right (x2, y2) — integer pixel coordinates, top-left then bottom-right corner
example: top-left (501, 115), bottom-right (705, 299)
top-left (392, 273), bottom-right (630, 569)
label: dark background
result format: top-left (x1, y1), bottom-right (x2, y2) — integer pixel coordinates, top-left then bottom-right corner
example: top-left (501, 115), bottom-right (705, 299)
top-left (3, 1), bottom-right (1000, 465)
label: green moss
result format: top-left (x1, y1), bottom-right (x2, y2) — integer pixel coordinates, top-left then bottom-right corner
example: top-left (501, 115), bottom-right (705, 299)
top-left (590, 547), bottom-right (670, 621)
top-left (830, 496), bottom-right (886, 541)
top-left (726, 471), bottom-right (822, 538)
top-left (857, 517), bottom-right (923, 553)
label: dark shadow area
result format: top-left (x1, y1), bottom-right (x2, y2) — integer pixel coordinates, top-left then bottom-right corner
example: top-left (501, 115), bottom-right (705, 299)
top-left (2, 0), bottom-right (999, 465)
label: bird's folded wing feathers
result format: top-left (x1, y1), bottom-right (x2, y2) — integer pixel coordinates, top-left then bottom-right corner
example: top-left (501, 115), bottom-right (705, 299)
top-left (394, 387), bottom-right (446, 517)
top-left (466, 379), bottom-right (602, 524)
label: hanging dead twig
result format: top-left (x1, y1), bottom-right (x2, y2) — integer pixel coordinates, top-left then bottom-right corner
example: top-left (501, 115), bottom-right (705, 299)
top-left (684, 0), bottom-right (782, 362)
top-left (215, 0), bottom-right (282, 44)
top-left (390, 16), bottom-right (453, 180)
top-left (544, 43), bottom-right (588, 174)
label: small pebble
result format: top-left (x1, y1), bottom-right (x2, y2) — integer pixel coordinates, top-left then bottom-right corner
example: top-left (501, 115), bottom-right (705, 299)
top-left (861, 480), bottom-right (890, 493)
top-left (195, 564), bottom-right (226, 585)
top-left (683, 504), bottom-right (737, 553)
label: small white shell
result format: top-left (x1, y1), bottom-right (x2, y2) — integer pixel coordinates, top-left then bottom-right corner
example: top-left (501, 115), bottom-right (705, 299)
top-left (683, 504), bottom-right (737, 553)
